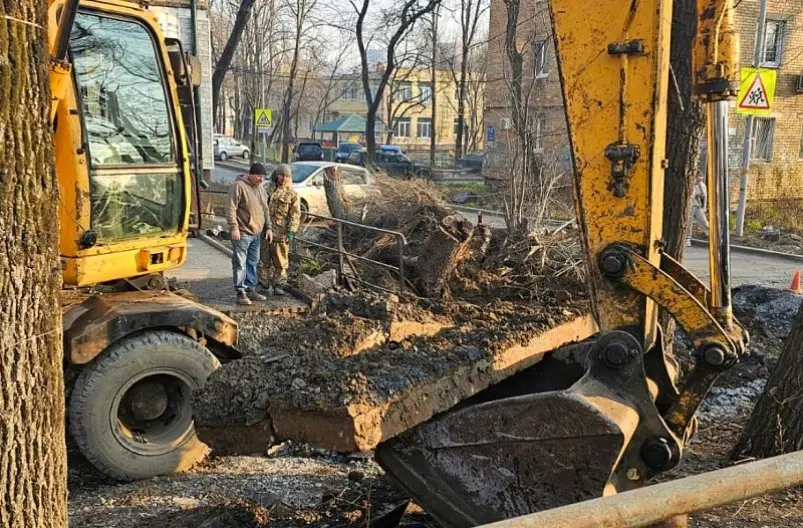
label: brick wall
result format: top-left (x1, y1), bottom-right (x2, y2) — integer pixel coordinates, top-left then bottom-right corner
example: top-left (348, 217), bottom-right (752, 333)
top-left (485, 0), bottom-right (569, 158)
top-left (728, 0), bottom-right (803, 201)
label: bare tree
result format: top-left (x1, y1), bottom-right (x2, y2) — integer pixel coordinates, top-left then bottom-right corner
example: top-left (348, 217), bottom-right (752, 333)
top-left (429, 5), bottom-right (441, 166)
top-left (280, 0), bottom-right (319, 162)
top-left (499, 0), bottom-right (549, 235)
top-left (212, 0), bottom-right (259, 118)
top-left (353, 0), bottom-right (444, 163)
top-left (1, 1), bottom-right (68, 525)
top-left (452, 0), bottom-right (488, 159)
top-left (311, 45), bottom-right (350, 134)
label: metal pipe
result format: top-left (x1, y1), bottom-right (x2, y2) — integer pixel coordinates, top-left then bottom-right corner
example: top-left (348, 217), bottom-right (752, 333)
top-left (705, 100), bottom-right (732, 324)
top-left (54, 0), bottom-right (80, 61)
top-left (337, 222), bottom-right (345, 286)
top-left (477, 449), bottom-right (803, 528)
top-left (396, 234), bottom-right (405, 292)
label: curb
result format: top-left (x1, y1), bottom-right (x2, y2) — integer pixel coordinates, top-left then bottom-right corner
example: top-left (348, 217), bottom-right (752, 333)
top-left (197, 232), bottom-right (233, 258)
top-left (689, 238), bottom-right (803, 263)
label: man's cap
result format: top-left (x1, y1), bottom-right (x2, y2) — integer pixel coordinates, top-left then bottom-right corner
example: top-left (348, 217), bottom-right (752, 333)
top-left (249, 162), bottom-right (267, 176)
top-left (276, 163), bottom-right (292, 176)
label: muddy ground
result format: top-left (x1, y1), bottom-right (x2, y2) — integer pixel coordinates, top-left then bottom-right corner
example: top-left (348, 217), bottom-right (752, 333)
top-left (66, 284), bottom-right (803, 527)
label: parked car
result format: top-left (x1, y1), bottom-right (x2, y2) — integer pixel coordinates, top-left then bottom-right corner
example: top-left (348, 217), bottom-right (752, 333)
top-left (334, 142), bottom-right (362, 163)
top-left (272, 161), bottom-right (375, 216)
top-left (294, 141), bottom-right (324, 161)
top-left (346, 149), bottom-right (426, 179)
top-left (378, 144), bottom-right (405, 156)
top-left (213, 135), bottom-right (249, 161)
top-left (455, 152), bottom-right (488, 173)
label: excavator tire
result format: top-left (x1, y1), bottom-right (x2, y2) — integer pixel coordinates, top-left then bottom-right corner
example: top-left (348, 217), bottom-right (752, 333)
top-left (69, 330), bottom-right (220, 481)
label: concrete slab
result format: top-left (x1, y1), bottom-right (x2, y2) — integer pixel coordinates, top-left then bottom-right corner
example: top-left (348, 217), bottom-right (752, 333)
top-left (197, 313), bottom-right (597, 454)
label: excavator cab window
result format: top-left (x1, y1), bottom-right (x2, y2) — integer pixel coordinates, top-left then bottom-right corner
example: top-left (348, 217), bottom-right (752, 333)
top-left (69, 12), bottom-right (182, 242)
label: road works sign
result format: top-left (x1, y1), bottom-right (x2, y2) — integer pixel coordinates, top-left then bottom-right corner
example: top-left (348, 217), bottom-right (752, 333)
top-left (737, 67), bottom-right (776, 115)
top-left (254, 108), bottom-right (273, 133)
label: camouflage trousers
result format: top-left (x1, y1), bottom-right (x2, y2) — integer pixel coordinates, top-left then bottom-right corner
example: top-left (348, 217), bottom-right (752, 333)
top-left (258, 238), bottom-right (289, 288)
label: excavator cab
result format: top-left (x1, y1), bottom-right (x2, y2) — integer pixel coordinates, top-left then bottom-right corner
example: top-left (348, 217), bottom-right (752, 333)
top-left (49, 0), bottom-right (238, 481)
top-left (51, 1), bottom-right (200, 286)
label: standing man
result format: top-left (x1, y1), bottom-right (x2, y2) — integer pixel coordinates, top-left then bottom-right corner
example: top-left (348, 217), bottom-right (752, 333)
top-left (263, 164), bottom-right (301, 295)
top-left (227, 162), bottom-right (273, 305)
top-left (687, 172), bottom-right (710, 246)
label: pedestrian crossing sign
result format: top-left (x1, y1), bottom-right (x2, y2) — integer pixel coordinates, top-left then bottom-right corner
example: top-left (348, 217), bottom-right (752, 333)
top-left (254, 108), bottom-right (273, 132)
top-left (737, 67), bottom-right (776, 116)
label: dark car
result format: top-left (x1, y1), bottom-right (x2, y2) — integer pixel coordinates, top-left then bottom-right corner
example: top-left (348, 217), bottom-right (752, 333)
top-left (346, 149), bottom-right (426, 179)
top-left (334, 142), bottom-right (362, 163)
top-left (295, 141), bottom-right (324, 161)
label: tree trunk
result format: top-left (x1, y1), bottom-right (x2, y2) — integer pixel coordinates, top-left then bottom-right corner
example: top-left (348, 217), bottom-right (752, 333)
top-left (430, 8), bottom-right (439, 168)
top-left (212, 0), bottom-right (257, 118)
top-left (0, 2), bottom-right (68, 526)
top-left (733, 302), bottom-right (803, 458)
top-left (415, 215), bottom-right (474, 298)
top-left (324, 168), bottom-right (350, 219)
top-left (660, 0), bottom-right (706, 352)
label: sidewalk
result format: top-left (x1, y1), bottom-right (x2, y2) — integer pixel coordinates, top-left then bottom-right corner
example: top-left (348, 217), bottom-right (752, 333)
top-left (169, 237), bottom-right (306, 314)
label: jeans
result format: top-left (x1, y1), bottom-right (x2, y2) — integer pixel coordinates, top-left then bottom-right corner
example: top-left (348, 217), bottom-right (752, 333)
top-left (232, 234), bottom-right (261, 293)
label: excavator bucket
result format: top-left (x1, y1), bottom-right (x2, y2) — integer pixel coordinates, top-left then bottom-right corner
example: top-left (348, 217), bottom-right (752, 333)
top-left (376, 331), bottom-right (673, 527)
top-left (376, 392), bottom-right (626, 527)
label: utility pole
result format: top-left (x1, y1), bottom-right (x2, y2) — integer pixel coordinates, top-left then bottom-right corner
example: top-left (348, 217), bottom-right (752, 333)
top-left (735, 0), bottom-right (768, 237)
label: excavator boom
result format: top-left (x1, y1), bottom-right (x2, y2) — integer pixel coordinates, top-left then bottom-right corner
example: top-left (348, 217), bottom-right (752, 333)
top-left (377, 0), bottom-right (749, 525)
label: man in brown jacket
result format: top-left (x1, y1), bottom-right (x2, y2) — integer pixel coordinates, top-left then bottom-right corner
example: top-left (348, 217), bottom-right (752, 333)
top-left (226, 162), bottom-right (273, 305)
top-left (261, 163), bottom-right (300, 295)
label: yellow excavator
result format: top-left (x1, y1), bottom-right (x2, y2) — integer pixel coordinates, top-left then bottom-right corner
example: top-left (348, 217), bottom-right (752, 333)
top-left (373, 0), bottom-right (750, 525)
top-left (48, 0), bottom-right (751, 522)
top-left (49, 0), bottom-right (239, 480)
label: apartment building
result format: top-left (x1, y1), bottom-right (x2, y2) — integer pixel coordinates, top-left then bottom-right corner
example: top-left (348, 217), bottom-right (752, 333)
top-left (326, 66), bottom-right (485, 155)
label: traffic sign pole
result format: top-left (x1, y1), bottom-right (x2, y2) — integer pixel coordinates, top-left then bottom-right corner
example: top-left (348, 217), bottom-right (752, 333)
top-left (736, 0), bottom-right (768, 237)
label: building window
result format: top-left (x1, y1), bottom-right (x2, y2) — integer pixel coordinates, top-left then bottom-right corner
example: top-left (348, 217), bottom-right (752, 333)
top-left (532, 115), bottom-right (546, 151)
top-left (395, 117), bottom-right (411, 137)
top-left (533, 40), bottom-right (549, 77)
top-left (762, 20), bottom-right (785, 67)
top-left (394, 82), bottom-right (413, 102)
top-left (417, 118), bottom-right (432, 138)
top-left (342, 85), bottom-right (358, 100)
top-left (750, 117), bottom-right (774, 161)
top-left (418, 82), bottom-right (432, 102)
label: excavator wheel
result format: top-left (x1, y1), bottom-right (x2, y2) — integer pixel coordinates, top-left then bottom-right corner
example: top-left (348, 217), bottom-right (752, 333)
top-left (69, 330), bottom-right (220, 481)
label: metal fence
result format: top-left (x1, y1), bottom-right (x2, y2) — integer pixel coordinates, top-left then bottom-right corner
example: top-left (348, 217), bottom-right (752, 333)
top-left (296, 213), bottom-right (408, 293)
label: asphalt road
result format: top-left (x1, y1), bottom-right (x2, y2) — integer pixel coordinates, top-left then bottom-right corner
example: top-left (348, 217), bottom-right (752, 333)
top-left (458, 210), bottom-right (801, 289)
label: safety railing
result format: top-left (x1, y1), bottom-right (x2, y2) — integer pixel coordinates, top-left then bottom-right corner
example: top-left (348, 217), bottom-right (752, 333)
top-left (295, 213), bottom-right (408, 293)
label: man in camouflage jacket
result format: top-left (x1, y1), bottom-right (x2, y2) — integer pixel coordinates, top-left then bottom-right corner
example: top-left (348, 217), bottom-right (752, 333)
top-left (260, 163), bottom-right (301, 295)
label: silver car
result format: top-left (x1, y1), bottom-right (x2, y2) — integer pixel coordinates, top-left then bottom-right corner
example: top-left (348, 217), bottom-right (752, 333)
top-left (213, 136), bottom-right (249, 161)
top-left (267, 162), bottom-right (375, 217)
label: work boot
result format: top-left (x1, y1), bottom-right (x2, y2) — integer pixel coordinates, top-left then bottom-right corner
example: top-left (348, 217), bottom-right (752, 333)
top-left (237, 291), bottom-right (252, 305)
top-left (273, 285), bottom-right (285, 296)
top-left (248, 290), bottom-right (267, 301)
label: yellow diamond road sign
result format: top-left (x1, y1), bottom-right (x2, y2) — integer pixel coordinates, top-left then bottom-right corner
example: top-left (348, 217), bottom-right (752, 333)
top-left (254, 108), bottom-right (273, 130)
top-left (737, 67), bottom-right (776, 116)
